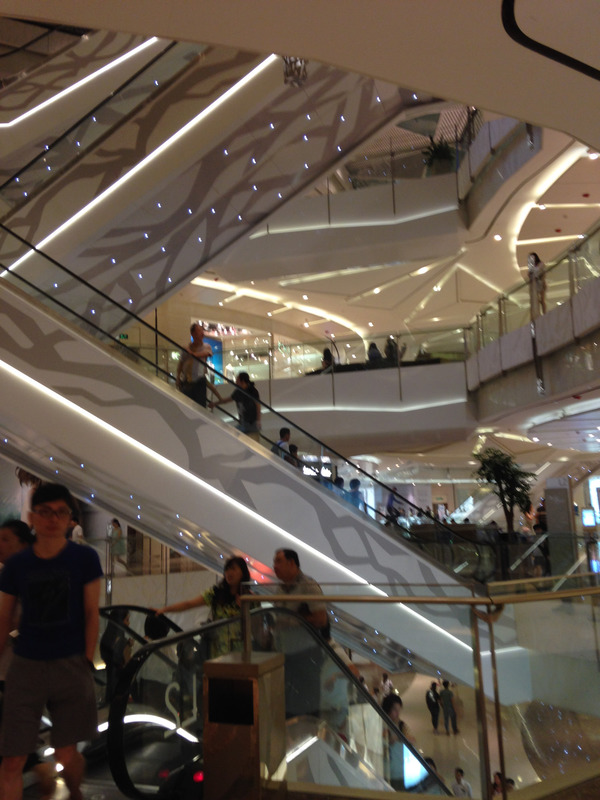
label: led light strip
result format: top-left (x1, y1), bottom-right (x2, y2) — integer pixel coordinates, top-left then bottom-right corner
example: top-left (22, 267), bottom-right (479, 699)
top-left (6, 55), bottom-right (279, 274)
top-left (1, 355), bottom-right (473, 652)
top-left (0, 38), bottom-right (160, 128)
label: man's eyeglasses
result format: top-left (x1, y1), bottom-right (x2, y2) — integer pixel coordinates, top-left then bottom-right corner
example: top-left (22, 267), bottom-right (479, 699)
top-left (33, 507), bottom-right (72, 521)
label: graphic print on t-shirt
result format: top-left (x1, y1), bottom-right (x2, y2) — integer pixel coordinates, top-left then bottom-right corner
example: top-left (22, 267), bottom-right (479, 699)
top-left (25, 568), bottom-right (70, 626)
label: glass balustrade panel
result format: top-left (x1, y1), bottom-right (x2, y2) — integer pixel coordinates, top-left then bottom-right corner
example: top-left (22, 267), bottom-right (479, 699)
top-left (396, 329), bottom-right (466, 363)
top-left (1, 43), bottom-right (206, 208)
top-left (113, 608), bottom-right (452, 795)
top-left (574, 229), bottom-right (600, 289)
top-left (503, 282), bottom-right (531, 334)
top-left (479, 306), bottom-right (500, 347)
top-left (492, 590), bottom-right (600, 793)
top-left (544, 258), bottom-right (571, 313)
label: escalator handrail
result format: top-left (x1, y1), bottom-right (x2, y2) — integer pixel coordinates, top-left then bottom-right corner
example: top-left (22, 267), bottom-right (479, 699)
top-left (96, 605), bottom-right (183, 712)
top-left (0, 23), bottom-right (87, 65)
top-left (106, 605), bottom-right (449, 797)
top-left (0, 221), bottom-right (471, 552)
top-left (100, 604), bottom-right (183, 634)
top-left (0, 39), bottom-right (185, 197)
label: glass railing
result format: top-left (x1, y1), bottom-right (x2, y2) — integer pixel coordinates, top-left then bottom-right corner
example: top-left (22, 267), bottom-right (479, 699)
top-left (575, 225), bottom-right (600, 288)
top-left (0, 24), bottom-right (84, 90)
top-left (344, 148), bottom-right (460, 187)
top-left (132, 327), bottom-right (469, 385)
top-left (0, 222), bottom-right (489, 585)
top-left (205, 327), bottom-right (468, 384)
top-left (470, 219), bottom-right (600, 354)
top-left (0, 40), bottom-right (205, 211)
top-left (483, 580), bottom-right (600, 795)
top-left (106, 607), bottom-right (448, 796)
top-left (502, 281), bottom-right (530, 335)
top-left (95, 605), bottom-right (182, 708)
top-left (105, 583), bottom-right (600, 798)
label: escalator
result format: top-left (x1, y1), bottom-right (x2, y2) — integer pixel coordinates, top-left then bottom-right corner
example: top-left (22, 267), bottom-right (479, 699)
top-left (105, 607), bottom-right (450, 796)
top-left (0, 31), bottom-right (168, 190)
top-left (0, 225), bottom-right (523, 691)
top-left (0, 38), bottom-right (206, 216)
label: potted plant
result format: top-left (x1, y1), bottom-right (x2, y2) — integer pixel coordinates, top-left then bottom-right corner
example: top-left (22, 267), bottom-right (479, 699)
top-left (422, 136), bottom-right (455, 175)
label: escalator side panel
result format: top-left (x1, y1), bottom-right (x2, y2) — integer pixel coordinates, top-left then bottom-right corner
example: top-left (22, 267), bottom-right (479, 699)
top-left (0, 284), bottom-right (486, 685)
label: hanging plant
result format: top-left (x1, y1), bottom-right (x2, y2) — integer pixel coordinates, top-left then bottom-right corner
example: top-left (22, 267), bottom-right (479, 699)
top-left (422, 136), bottom-right (454, 167)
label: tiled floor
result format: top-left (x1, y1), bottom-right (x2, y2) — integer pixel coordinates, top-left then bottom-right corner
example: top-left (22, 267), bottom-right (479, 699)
top-left (358, 669), bottom-right (540, 798)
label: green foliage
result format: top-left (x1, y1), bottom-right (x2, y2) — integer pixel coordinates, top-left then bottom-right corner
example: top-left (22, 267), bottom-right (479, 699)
top-left (422, 136), bottom-right (454, 167)
top-left (473, 448), bottom-right (535, 533)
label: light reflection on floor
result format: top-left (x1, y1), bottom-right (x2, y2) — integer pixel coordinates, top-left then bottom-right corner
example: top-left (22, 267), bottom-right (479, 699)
top-left (360, 669), bottom-right (540, 798)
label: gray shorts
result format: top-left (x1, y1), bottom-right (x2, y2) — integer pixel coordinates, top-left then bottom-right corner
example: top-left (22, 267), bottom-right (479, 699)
top-left (0, 654), bottom-right (97, 756)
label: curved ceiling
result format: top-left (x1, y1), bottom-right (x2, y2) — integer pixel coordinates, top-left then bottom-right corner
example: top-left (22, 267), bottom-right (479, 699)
top-left (5, 0), bottom-right (600, 149)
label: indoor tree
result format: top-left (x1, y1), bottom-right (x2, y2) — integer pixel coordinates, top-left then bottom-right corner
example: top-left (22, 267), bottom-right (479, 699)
top-left (474, 447), bottom-right (534, 534)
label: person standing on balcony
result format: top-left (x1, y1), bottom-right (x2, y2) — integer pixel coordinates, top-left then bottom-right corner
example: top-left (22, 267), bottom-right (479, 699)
top-left (528, 252), bottom-right (547, 317)
top-left (321, 347), bottom-right (333, 374)
top-left (367, 342), bottom-right (383, 364)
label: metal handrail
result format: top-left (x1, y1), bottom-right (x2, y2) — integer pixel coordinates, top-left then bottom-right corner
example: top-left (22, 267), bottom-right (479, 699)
top-left (0, 222), bottom-right (464, 545)
top-left (239, 578), bottom-right (600, 800)
top-left (0, 39), bottom-right (197, 206)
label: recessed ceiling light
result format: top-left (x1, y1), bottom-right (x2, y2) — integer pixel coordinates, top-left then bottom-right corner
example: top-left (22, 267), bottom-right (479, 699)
top-left (493, 234), bottom-right (502, 241)
top-left (302, 294), bottom-right (308, 300)
top-left (373, 287), bottom-right (381, 294)
top-left (368, 322), bottom-right (374, 327)
top-left (433, 285), bottom-right (441, 292)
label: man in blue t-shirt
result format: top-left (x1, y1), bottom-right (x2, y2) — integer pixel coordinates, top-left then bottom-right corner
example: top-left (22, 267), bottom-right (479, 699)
top-left (0, 483), bottom-right (103, 800)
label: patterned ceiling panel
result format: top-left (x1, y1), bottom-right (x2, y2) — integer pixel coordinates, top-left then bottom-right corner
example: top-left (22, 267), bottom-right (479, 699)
top-left (0, 30), bottom-right (160, 182)
top-left (5, 54), bottom-right (424, 334)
